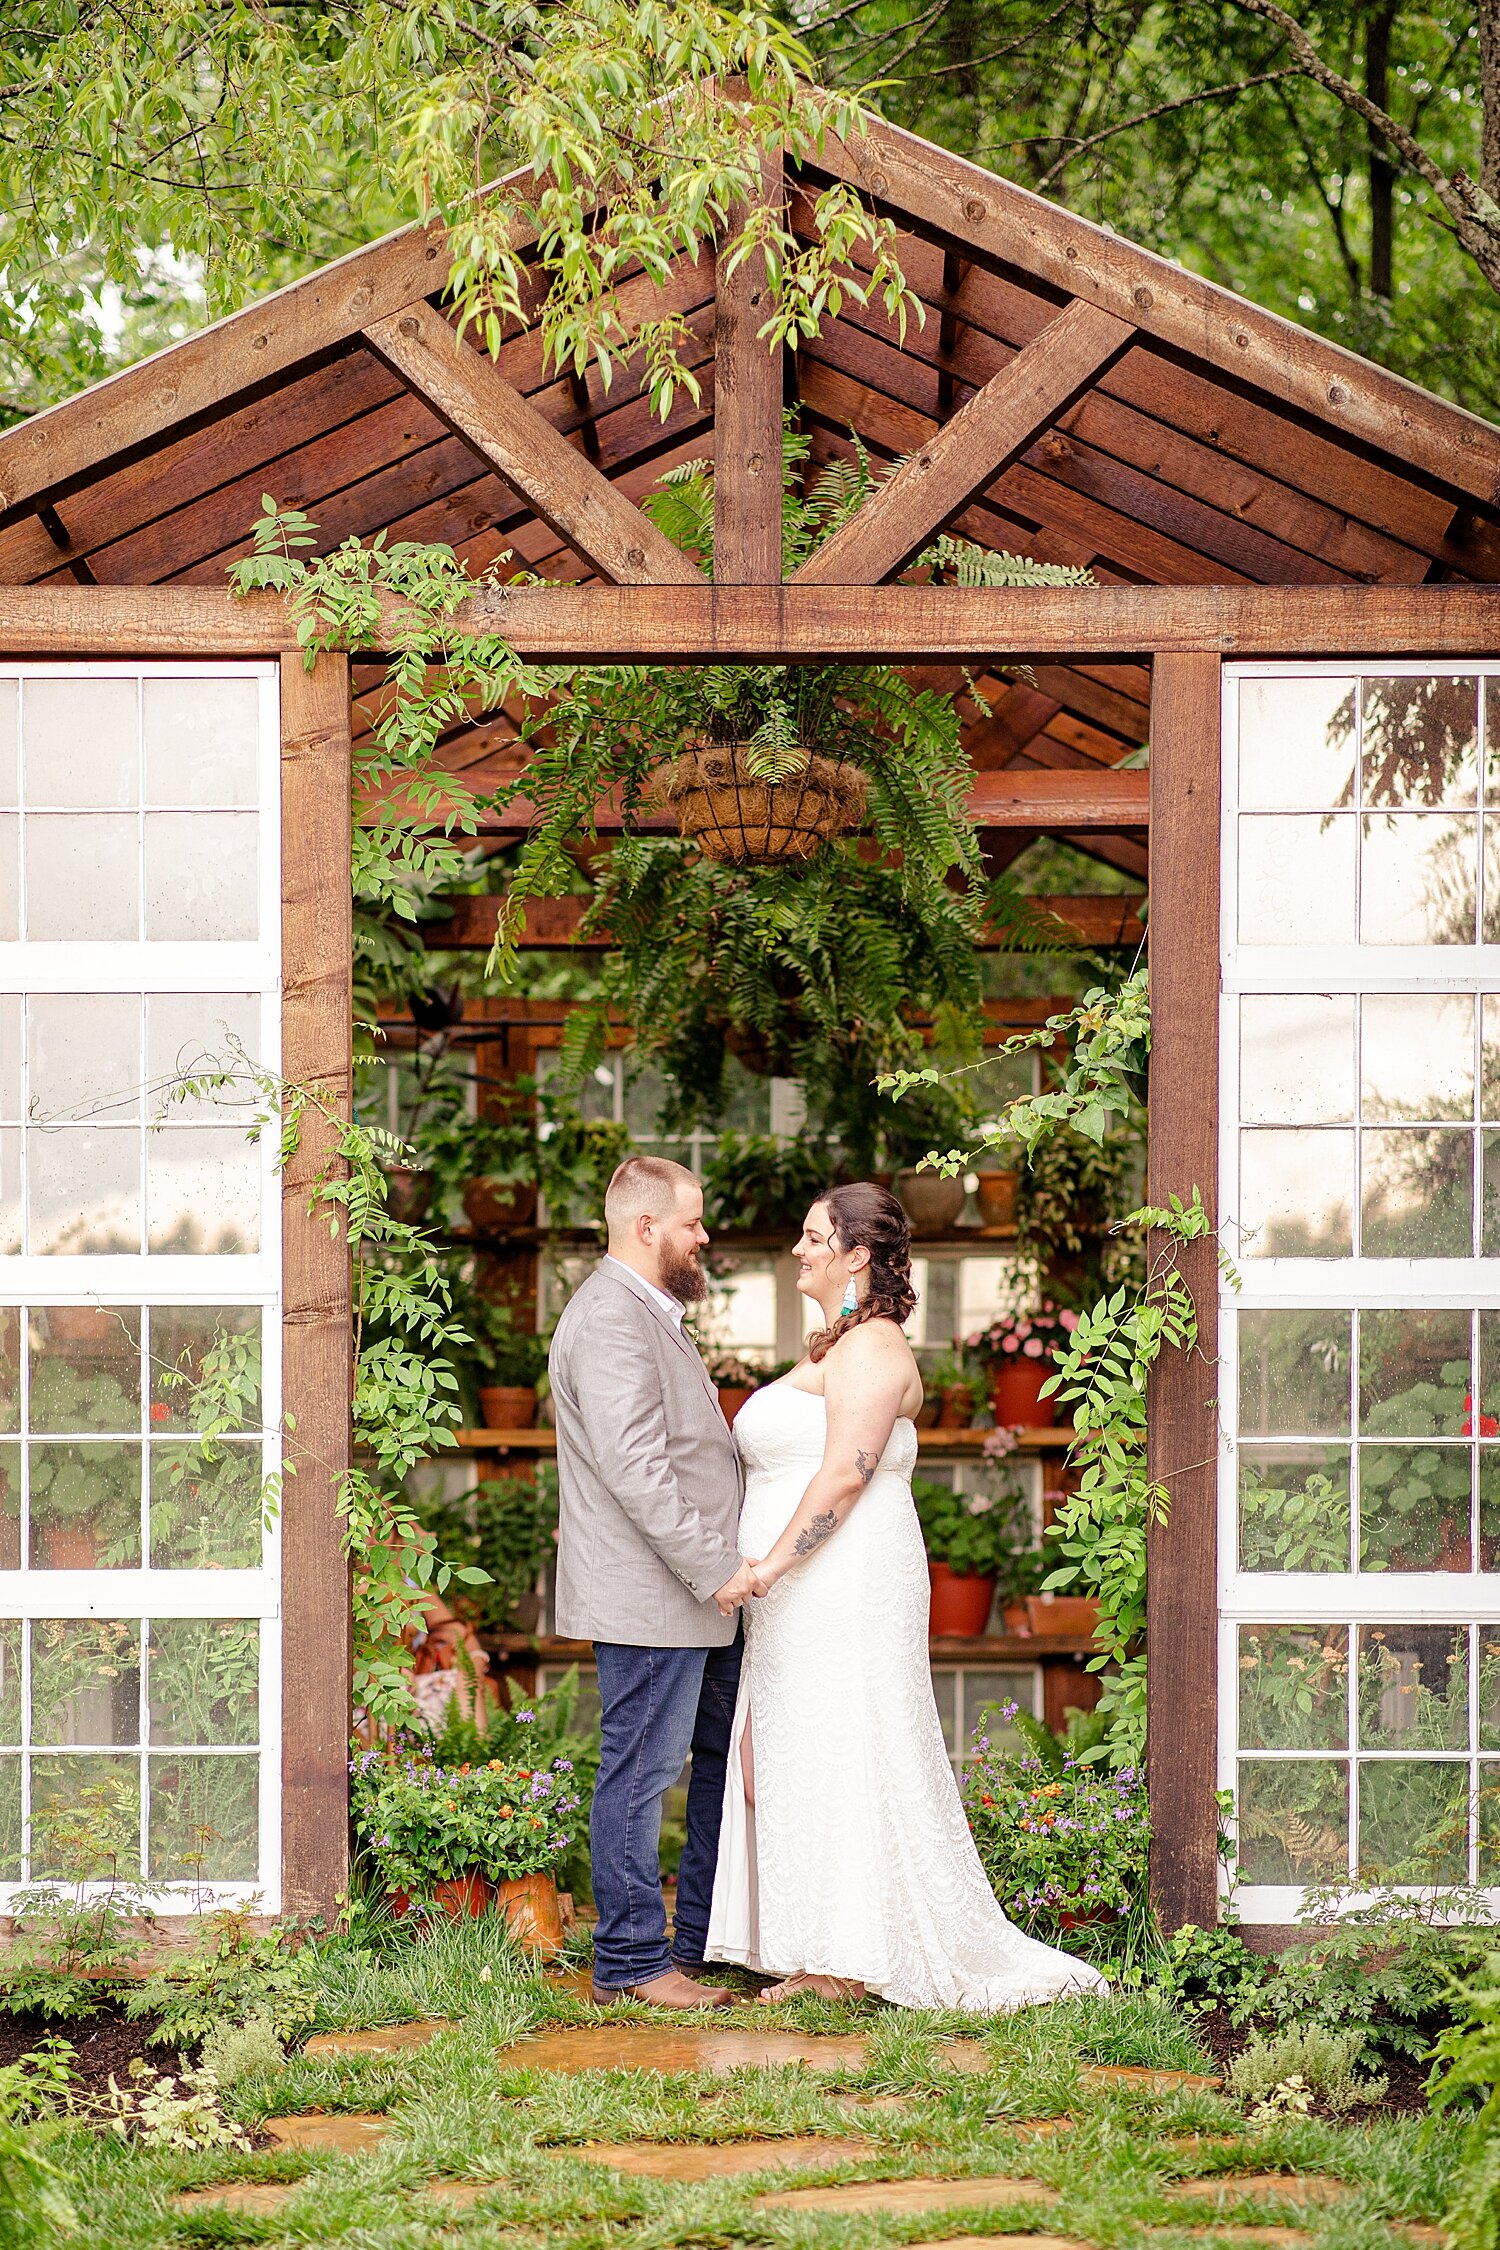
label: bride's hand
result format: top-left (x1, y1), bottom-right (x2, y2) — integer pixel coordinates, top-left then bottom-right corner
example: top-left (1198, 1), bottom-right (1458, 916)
top-left (744, 1557), bottom-right (774, 1597)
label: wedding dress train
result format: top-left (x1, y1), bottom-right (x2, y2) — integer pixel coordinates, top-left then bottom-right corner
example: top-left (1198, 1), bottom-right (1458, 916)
top-left (706, 1381), bottom-right (1108, 2011)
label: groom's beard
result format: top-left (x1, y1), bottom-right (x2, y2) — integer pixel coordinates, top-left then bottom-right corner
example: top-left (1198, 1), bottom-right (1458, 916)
top-left (660, 1243), bottom-right (709, 1304)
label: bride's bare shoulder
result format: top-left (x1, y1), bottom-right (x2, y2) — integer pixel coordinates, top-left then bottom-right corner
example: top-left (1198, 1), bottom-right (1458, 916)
top-left (824, 1317), bottom-right (917, 1380)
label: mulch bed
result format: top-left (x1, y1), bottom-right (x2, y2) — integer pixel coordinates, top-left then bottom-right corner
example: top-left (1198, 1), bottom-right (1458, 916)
top-left (1192, 2005), bottom-right (1436, 2118)
top-left (0, 2002), bottom-right (186, 2099)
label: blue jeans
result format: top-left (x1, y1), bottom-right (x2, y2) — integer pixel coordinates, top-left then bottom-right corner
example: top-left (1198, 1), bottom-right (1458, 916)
top-left (590, 1630), bottom-right (743, 1989)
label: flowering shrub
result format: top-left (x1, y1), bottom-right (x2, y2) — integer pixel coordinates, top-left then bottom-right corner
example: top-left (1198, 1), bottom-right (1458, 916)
top-left (962, 1702), bottom-right (1149, 1945)
top-left (968, 1302), bottom-right (1079, 1366)
top-left (350, 1735), bottom-right (581, 1897)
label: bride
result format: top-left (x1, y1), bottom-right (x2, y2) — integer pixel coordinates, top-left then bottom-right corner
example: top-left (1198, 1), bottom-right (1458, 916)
top-left (706, 1180), bottom-right (1107, 2011)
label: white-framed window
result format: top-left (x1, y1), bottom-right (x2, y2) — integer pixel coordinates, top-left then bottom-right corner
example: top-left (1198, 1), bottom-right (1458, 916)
top-left (0, 663), bottom-right (282, 1909)
top-left (1219, 662), bottom-right (1500, 1921)
top-left (932, 1663), bottom-right (1042, 1775)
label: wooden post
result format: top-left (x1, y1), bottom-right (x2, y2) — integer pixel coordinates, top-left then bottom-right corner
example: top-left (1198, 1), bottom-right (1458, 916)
top-left (1145, 649), bottom-right (1222, 1930)
top-left (279, 649), bottom-right (353, 1919)
top-left (712, 148), bottom-right (785, 583)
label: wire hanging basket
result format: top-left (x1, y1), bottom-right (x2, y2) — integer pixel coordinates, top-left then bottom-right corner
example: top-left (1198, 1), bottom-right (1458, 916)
top-left (651, 741), bottom-right (868, 865)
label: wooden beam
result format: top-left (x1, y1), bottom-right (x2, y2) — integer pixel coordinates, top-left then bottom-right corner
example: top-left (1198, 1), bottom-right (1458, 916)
top-left (713, 152), bottom-right (786, 583)
top-left (362, 301), bottom-right (700, 587)
top-left (969, 768), bottom-right (1147, 825)
top-left (795, 299), bottom-right (1133, 585)
top-left (279, 649), bottom-right (353, 1920)
top-left (1145, 649), bottom-right (1222, 1932)
top-left (423, 889), bottom-right (1146, 949)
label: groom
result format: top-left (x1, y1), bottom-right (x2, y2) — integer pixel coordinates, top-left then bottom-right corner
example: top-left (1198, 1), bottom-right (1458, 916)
top-left (549, 1154), bottom-right (759, 2009)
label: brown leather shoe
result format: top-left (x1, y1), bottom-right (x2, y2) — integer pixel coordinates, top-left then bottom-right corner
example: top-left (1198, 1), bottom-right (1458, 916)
top-left (591, 1967), bottom-right (736, 2010)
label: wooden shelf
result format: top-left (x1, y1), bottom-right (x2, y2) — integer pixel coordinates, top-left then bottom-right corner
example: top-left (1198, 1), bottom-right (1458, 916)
top-left (456, 1424), bottom-right (1072, 1454)
top-left (491, 1632), bottom-right (1098, 1663)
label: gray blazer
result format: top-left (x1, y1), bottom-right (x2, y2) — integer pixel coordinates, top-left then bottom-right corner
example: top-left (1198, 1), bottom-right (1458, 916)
top-left (549, 1260), bottom-right (744, 1647)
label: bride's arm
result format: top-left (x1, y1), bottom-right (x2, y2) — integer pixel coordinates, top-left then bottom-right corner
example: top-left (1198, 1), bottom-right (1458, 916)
top-left (750, 1324), bottom-right (912, 1591)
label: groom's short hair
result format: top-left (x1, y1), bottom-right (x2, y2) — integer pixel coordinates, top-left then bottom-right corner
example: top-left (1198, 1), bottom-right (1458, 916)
top-left (605, 1154), bottom-right (698, 1231)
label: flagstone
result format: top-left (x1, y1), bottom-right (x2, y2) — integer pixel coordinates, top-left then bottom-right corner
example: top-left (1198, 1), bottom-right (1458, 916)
top-left (498, 2025), bottom-right (869, 2074)
top-left (756, 2172), bottom-right (1059, 2216)
top-left (177, 2182), bottom-right (296, 2215)
top-left (1170, 2173), bottom-right (1349, 2207)
top-left (1152, 2230), bottom-right (1314, 2247)
top-left (547, 2134), bottom-right (873, 2181)
top-left (1081, 2061), bottom-right (1222, 2094)
top-left (936, 2038), bottom-right (993, 2073)
top-left (304, 2019), bottom-right (453, 2059)
top-left (262, 2112), bottom-right (392, 2153)
top-left (905, 2239), bottom-right (1089, 2250)
top-left (424, 2179), bottom-right (499, 2208)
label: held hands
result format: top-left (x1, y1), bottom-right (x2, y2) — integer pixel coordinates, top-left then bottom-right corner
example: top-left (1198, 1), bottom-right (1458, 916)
top-left (713, 1557), bottom-right (772, 1615)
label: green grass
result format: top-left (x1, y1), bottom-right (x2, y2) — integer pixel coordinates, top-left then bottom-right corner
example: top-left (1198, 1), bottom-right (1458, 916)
top-left (16, 1920), bottom-right (1466, 2248)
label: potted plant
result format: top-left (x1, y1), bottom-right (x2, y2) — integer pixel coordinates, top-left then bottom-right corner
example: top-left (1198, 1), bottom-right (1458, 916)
top-left (417, 1085), bottom-right (540, 1236)
top-left (702, 1131), bottom-right (833, 1236)
top-left (924, 1346), bottom-right (988, 1430)
top-left (914, 1469), bottom-right (1034, 1638)
top-left (883, 1082), bottom-right (978, 1235)
top-left (536, 1088), bottom-right (633, 1229)
top-left (970, 1303), bottom-right (1078, 1428)
top-left (973, 1168), bottom-right (1019, 1232)
top-left (963, 1704), bottom-right (1149, 1952)
top-left (414, 1467), bottom-right (560, 1634)
top-left (703, 1351), bottom-right (768, 1426)
top-left (350, 1743), bottom-right (581, 1942)
top-left (472, 1313), bottom-right (549, 1430)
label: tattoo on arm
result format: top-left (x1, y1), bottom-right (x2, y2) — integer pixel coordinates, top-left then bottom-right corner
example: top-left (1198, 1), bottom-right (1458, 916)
top-left (793, 1509), bottom-right (839, 1557)
top-left (855, 1448), bottom-right (877, 1486)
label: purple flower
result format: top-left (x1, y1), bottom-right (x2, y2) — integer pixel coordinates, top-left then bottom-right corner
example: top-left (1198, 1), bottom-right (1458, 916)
top-left (514, 1709), bottom-right (536, 1725)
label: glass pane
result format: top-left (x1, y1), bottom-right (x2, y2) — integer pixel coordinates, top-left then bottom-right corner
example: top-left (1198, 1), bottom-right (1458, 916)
top-left (1358, 1624), bottom-right (1468, 1750)
top-left (1480, 1635), bottom-right (1500, 1749)
top-left (1359, 1444), bottom-right (1472, 1572)
top-left (25, 815), bottom-right (139, 941)
top-left (0, 678), bottom-right (16, 806)
top-left (1239, 816), bottom-right (1356, 945)
top-left (1478, 1765), bottom-right (1500, 1880)
top-left (29, 1441), bottom-right (142, 1569)
top-left (27, 994), bottom-right (141, 1122)
top-left (146, 1128), bottom-right (259, 1254)
top-left (1481, 996), bottom-right (1500, 1120)
top-left (23, 678), bottom-right (139, 807)
top-left (28, 1125), bottom-right (140, 1254)
top-left (1238, 1625), bottom-right (1348, 1751)
top-left (149, 1754), bottom-right (258, 1883)
top-left (1359, 1307), bottom-right (1471, 1435)
top-left (0, 1620), bottom-right (19, 1741)
top-left (1360, 814), bottom-right (1477, 945)
top-left (148, 1620), bottom-right (258, 1745)
top-left (29, 1306), bottom-right (140, 1431)
top-left (1361, 675), bottom-right (1478, 807)
top-left (0, 1759), bottom-right (17, 1880)
top-left (1360, 1128), bottom-right (1473, 1257)
top-left (1481, 1448), bottom-right (1500, 1572)
top-left (29, 1754), bottom-right (141, 1881)
top-left (1240, 995), bottom-right (1354, 1124)
top-left (1361, 993), bottom-right (1474, 1121)
top-left (0, 814), bottom-right (16, 940)
top-left (1482, 1133), bottom-right (1500, 1255)
top-left (148, 1306), bottom-right (260, 1433)
top-left (1238, 1309), bottom-right (1350, 1435)
top-left (29, 1618), bottom-right (141, 1744)
top-left (146, 994), bottom-right (262, 1122)
top-left (931, 1667), bottom-right (957, 1756)
top-left (0, 1308), bottom-right (19, 1432)
top-left (144, 813), bottom-right (257, 941)
top-left (0, 1441), bottom-right (17, 1570)
top-left (0, 997), bottom-right (18, 1120)
top-left (143, 677), bottom-right (259, 807)
top-left (0, 1130), bottom-right (17, 1256)
top-left (1239, 677), bottom-right (1356, 808)
top-left (1238, 1443), bottom-right (1351, 1572)
top-left (1357, 1758), bottom-right (1468, 1884)
top-left (149, 1441), bottom-right (263, 1569)
top-left (1240, 1129), bottom-right (1352, 1257)
top-left (1237, 1759), bottom-right (1348, 1884)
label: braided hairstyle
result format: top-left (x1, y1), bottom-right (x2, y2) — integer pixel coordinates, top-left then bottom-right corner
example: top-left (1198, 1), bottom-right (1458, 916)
top-left (806, 1181), bottom-right (918, 1364)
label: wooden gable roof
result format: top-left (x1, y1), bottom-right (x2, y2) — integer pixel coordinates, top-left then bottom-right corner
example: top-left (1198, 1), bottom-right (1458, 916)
top-left (2, 112), bottom-right (1498, 888)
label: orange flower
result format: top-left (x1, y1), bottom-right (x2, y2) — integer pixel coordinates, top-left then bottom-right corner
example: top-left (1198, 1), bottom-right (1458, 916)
top-left (488, 1759), bottom-right (504, 1771)
top-left (980, 1795), bottom-right (994, 1807)
top-left (500, 1805), bottom-right (513, 1818)
top-left (530, 1817), bottom-right (544, 1830)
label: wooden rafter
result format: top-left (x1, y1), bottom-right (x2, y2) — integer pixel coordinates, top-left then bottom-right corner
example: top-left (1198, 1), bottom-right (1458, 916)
top-left (423, 891), bottom-right (1147, 949)
top-left (712, 150), bottom-right (785, 584)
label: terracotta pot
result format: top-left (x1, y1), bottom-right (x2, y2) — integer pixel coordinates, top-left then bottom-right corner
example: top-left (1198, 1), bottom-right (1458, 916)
top-left (1001, 1600), bottom-right (1032, 1636)
top-left (494, 1868), bottom-right (565, 1954)
top-left (1055, 1904), bottom-right (1119, 1932)
top-left (716, 1385), bottom-right (755, 1425)
top-left (462, 1177), bottom-right (538, 1234)
top-left (896, 1168), bottom-right (967, 1234)
top-left (928, 1562), bottom-right (996, 1637)
top-left (937, 1384), bottom-right (975, 1430)
top-left (42, 1306), bottom-right (121, 1347)
top-left (990, 1358), bottom-right (1057, 1428)
top-left (974, 1170), bottom-right (1019, 1231)
top-left (433, 1872), bottom-right (490, 1919)
top-left (479, 1385), bottom-right (537, 1430)
top-left (1025, 1593), bottom-right (1100, 1639)
top-left (385, 1165), bottom-right (432, 1223)
top-left (40, 1522), bottom-right (100, 1570)
top-left (914, 1396), bottom-right (942, 1430)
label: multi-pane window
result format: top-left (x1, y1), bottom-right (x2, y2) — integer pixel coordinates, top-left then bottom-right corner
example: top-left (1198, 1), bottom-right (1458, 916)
top-left (1221, 665), bottom-right (1500, 1917)
top-left (0, 665), bottom-right (280, 1906)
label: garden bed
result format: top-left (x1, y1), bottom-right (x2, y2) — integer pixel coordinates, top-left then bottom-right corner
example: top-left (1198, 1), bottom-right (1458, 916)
top-left (1192, 2004), bottom-right (1437, 2119)
top-left (0, 2001), bottom-right (179, 2100)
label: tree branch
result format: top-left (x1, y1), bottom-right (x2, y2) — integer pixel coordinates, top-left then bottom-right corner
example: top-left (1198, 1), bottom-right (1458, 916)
top-left (1036, 65), bottom-right (1299, 189)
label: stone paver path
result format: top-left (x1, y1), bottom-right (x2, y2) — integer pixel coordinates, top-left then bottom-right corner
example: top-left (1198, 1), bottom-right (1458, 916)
top-left (499, 2026), bottom-right (869, 2074)
top-left (262, 2113), bottom-right (392, 2153)
top-left (547, 2135), bottom-right (872, 2181)
top-left (304, 2020), bottom-right (452, 2059)
top-left (1082, 2062), bottom-right (1222, 2094)
top-left (904, 2240), bottom-right (1088, 2250)
top-left (756, 2173), bottom-right (1058, 2216)
top-left (1170, 2172), bottom-right (1349, 2207)
top-left (177, 2183), bottom-right (296, 2215)
top-left (1154, 2230), bottom-right (1314, 2248)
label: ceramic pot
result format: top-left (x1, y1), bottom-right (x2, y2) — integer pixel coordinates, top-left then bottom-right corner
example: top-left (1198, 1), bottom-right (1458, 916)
top-left (385, 1166), bottom-right (432, 1224)
top-left (990, 1358), bottom-right (1056, 1428)
top-left (1000, 1600), bottom-right (1032, 1635)
top-left (716, 1385), bottom-right (755, 1425)
top-left (462, 1178), bottom-right (538, 1234)
top-left (927, 1563), bottom-right (996, 1637)
top-left (1055, 1904), bottom-right (1119, 1932)
top-left (494, 1869), bottom-right (565, 1953)
top-left (1025, 1593), bottom-right (1100, 1639)
top-left (433, 1872), bottom-right (490, 1919)
top-left (478, 1385), bottom-right (536, 1429)
top-left (896, 1168), bottom-right (967, 1233)
top-left (974, 1170), bottom-right (1019, 1231)
top-left (937, 1384), bottom-right (975, 1430)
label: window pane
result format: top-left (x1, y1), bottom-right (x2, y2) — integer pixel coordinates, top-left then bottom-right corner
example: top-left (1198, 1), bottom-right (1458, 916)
top-left (143, 677), bottom-right (259, 807)
top-left (1239, 1444), bottom-right (1350, 1572)
top-left (1241, 1129), bottom-right (1353, 1257)
top-left (29, 1754), bottom-right (140, 1880)
top-left (0, 998), bottom-right (17, 1120)
top-left (29, 1307), bottom-right (140, 1432)
top-left (149, 1753), bottom-right (258, 1883)
top-left (0, 1441), bottom-right (17, 1569)
top-left (0, 679), bottom-right (16, 807)
top-left (1480, 1635), bottom-right (1500, 1750)
top-left (1239, 677), bottom-right (1356, 808)
top-left (1361, 994), bottom-right (1474, 1122)
top-left (29, 1442), bottom-right (142, 1569)
top-left (29, 1618), bottom-right (140, 1744)
top-left (1480, 1449), bottom-right (1500, 1572)
top-left (931, 1668), bottom-right (957, 1758)
top-left (1238, 1309), bottom-right (1350, 1435)
top-left (1481, 996), bottom-right (1500, 1120)
top-left (149, 1441), bottom-right (263, 1570)
top-left (1360, 814), bottom-right (1477, 945)
top-left (0, 1132), bottom-right (17, 1256)
top-left (25, 815), bottom-right (139, 941)
top-left (0, 1621), bottom-right (19, 1741)
top-left (1239, 816), bottom-right (1356, 945)
top-left (0, 815), bottom-right (16, 940)
top-left (1240, 995), bottom-right (1354, 1124)
top-left (144, 813), bottom-right (258, 941)
top-left (1359, 1307), bottom-right (1471, 1436)
top-left (1478, 1766), bottom-right (1500, 1880)
top-left (146, 1129), bottom-right (259, 1255)
top-left (0, 1308), bottom-right (19, 1433)
top-left (28, 1126), bottom-right (140, 1254)
top-left (1358, 1759), bottom-right (1468, 1884)
top-left (27, 994), bottom-right (141, 1122)
top-left (148, 1306), bottom-right (260, 1433)
top-left (1238, 1626), bottom-right (1348, 1751)
top-left (23, 678), bottom-right (138, 807)
top-left (148, 1620), bottom-right (258, 1746)
top-left (146, 994), bottom-right (262, 1122)
top-left (1358, 1625), bottom-right (1468, 1749)
top-left (1360, 1128), bottom-right (1473, 1257)
top-left (1237, 1759), bottom-right (1348, 1884)
top-left (1359, 1445), bottom-right (1472, 1572)
top-left (1361, 675), bottom-right (1478, 808)
top-left (0, 1759), bottom-right (17, 1880)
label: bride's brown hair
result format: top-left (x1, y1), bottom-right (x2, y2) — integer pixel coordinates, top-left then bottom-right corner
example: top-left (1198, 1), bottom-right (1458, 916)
top-left (806, 1181), bottom-right (918, 1363)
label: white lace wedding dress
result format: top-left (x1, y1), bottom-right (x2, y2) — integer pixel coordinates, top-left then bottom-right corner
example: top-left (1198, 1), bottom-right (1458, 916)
top-left (706, 1381), bottom-right (1108, 2011)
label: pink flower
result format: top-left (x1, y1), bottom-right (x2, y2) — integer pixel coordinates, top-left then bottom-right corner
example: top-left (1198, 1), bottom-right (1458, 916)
top-left (1022, 1337), bottom-right (1044, 1358)
top-left (964, 1493), bottom-right (995, 1515)
top-left (1059, 1309), bottom-right (1080, 1332)
top-left (1001, 1332), bottom-right (1020, 1353)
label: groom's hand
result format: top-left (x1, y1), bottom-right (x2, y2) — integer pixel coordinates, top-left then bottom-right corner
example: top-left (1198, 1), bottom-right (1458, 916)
top-left (713, 1559), bottom-right (758, 1615)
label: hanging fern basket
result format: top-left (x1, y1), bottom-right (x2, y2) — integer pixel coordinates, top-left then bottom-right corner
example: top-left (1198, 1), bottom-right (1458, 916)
top-left (652, 743), bottom-right (868, 866)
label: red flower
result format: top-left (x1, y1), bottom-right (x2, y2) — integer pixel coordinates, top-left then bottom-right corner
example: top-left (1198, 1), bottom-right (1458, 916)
top-left (149, 1402), bottom-right (172, 1424)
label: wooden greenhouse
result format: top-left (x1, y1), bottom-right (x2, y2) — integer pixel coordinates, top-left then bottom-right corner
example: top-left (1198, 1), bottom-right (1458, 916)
top-left (0, 110), bottom-right (1498, 1938)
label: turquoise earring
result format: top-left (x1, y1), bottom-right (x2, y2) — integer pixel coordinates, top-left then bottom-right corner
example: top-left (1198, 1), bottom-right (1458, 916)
top-left (840, 1277), bottom-right (859, 1316)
